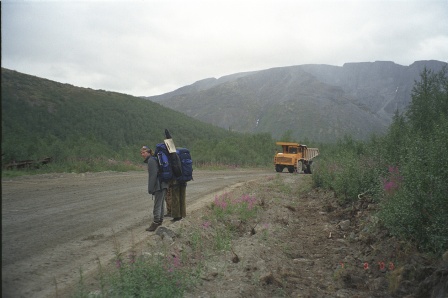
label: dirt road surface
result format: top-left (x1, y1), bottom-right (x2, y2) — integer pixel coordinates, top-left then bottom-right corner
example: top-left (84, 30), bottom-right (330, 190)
top-left (2, 169), bottom-right (272, 298)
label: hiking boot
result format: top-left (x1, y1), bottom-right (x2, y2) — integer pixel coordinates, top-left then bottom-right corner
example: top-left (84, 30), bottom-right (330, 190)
top-left (145, 222), bottom-right (161, 232)
top-left (171, 217), bottom-right (182, 222)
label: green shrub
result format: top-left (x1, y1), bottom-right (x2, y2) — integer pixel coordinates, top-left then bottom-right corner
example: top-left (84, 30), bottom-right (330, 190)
top-left (379, 122), bottom-right (448, 253)
top-left (312, 145), bottom-right (383, 205)
top-left (314, 67), bottom-right (448, 254)
top-left (107, 252), bottom-right (191, 297)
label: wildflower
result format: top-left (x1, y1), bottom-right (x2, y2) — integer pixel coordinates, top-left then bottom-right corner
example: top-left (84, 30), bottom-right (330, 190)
top-left (172, 255), bottom-right (181, 268)
top-left (202, 221), bottom-right (211, 229)
top-left (389, 262), bottom-right (395, 271)
top-left (214, 194), bottom-right (229, 210)
top-left (382, 180), bottom-right (397, 192)
top-left (236, 194), bottom-right (257, 210)
top-left (167, 254), bottom-right (182, 273)
top-left (382, 165), bottom-right (403, 195)
top-left (218, 200), bottom-right (228, 209)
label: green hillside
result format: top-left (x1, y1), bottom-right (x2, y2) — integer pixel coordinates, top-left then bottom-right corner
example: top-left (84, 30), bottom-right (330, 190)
top-left (1, 68), bottom-right (276, 170)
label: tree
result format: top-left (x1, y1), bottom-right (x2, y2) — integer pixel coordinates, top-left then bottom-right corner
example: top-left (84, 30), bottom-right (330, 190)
top-left (384, 109), bottom-right (408, 164)
top-left (406, 67), bottom-right (447, 135)
top-left (279, 130), bottom-right (293, 142)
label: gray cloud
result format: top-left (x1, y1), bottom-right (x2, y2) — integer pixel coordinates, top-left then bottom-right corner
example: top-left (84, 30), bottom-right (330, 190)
top-left (2, 0), bottom-right (448, 96)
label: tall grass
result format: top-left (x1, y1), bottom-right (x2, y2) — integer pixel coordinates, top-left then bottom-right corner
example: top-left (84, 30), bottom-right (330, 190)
top-left (106, 252), bottom-right (190, 298)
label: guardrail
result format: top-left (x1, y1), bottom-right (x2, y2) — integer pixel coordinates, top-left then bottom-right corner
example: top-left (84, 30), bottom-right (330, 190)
top-left (4, 157), bottom-right (52, 170)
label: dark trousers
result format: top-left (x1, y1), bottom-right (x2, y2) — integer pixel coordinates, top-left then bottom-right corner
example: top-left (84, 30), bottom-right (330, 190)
top-left (171, 184), bottom-right (186, 218)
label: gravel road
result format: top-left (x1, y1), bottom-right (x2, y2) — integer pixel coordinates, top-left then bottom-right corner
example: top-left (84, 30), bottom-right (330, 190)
top-left (1, 169), bottom-right (272, 298)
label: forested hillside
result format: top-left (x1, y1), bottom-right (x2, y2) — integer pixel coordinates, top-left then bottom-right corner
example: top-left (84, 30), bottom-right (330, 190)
top-left (1, 68), bottom-right (276, 170)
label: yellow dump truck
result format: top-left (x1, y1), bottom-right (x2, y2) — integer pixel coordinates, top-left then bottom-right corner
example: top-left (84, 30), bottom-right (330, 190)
top-left (274, 142), bottom-right (319, 174)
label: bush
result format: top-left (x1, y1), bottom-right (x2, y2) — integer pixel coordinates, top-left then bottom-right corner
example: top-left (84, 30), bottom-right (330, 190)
top-left (108, 252), bottom-right (191, 298)
top-left (314, 67), bottom-right (448, 254)
top-left (312, 140), bottom-right (383, 205)
top-left (379, 121), bottom-right (448, 253)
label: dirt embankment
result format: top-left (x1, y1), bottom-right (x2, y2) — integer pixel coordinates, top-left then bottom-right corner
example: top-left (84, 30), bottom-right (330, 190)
top-left (139, 174), bottom-right (446, 298)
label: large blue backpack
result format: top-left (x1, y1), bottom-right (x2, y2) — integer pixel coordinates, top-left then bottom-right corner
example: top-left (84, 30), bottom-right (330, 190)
top-left (176, 147), bottom-right (193, 183)
top-left (154, 143), bottom-right (173, 182)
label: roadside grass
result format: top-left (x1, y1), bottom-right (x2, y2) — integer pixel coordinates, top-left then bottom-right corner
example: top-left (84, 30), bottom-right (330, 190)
top-left (1, 159), bottom-right (143, 178)
top-left (71, 173), bottom-right (302, 297)
top-left (193, 162), bottom-right (271, 171)
top-left (1, 161), bottom-right (270, 179)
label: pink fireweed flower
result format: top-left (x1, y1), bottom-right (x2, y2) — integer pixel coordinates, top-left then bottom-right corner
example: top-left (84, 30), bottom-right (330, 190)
top-left (213, 195), bottom-right (227, 209)
top-left (246, 195), bottom-right (257, 210)
top-left (233, 194), bottom-right (257, 210)
top-left (219, 200), bottom-right (228, 209)
top-left (382, 165), bottom-right (403, 195)
top-left (202, 221), bottom-right (211, 229)
top-left (382, 180), bottom-right (397, 192)
top-left (173, 255), bottom-right (181, 267)
top-left (167, 254), bottom-right (182, 273)
top-left (389, 262), bottom-right (395, 271)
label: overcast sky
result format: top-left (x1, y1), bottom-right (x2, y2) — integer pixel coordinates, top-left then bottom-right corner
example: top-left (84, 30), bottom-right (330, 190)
top-left (2, 0), bottom-right (448, 96)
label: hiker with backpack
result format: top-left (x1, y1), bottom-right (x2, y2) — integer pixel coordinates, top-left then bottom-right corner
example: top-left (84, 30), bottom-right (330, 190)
top-left (158, 130), bottom-right (193, 222)
top-left (154, 143), bottom-right (192, 222)
top-left (168, 146), bottom-right (192, 221)
top-left (140, 145), bottom-right (169, 232)
top-left (143, 129), bottom-right (193, 228)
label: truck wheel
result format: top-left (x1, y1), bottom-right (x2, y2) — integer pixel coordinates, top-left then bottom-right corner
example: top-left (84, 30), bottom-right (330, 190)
top-left (288, 166), bottom-right (295, 173)
top-left (306, 164), bottom-right (312, 174)
top-left (275, 165), bottom-right (284, 172)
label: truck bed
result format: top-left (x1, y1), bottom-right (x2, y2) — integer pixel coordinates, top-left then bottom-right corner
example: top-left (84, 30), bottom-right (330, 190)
top-left (304, 148), bottom-right (319, 160)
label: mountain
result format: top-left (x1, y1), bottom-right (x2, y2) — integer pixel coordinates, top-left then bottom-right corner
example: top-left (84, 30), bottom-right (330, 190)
top-left (146, 60), bottom-right (447, 142)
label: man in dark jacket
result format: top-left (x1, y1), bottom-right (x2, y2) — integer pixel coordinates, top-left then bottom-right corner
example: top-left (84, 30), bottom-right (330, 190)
top-left (141, 146), bottom-right (169, 232)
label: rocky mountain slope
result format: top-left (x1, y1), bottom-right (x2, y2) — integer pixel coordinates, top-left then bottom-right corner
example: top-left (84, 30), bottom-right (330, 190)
top-left (146, 60), bottom-right (446, 142)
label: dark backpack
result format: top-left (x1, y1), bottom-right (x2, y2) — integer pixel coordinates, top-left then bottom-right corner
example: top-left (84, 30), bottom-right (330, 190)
top-left (170, 151), bottom-right (182, 177)
top-left (154, 143), bottom-right (173, 182)
top-left (176, 147), bottom-right (193, 183)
